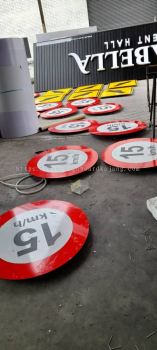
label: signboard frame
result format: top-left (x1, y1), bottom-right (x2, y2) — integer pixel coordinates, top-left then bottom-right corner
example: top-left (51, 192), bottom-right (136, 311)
top-left (34, 22), bottom-right (157, 91)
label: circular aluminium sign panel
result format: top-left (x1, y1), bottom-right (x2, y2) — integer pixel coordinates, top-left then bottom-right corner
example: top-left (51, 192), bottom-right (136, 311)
top-left (0, 200), bottom-right (89, 280)
top-left (89, 120), bottom-right (147, 136)
top-left (41, 106), bottom-right (78, 119)
top-left (27, 145), bottom-right (98, 179)
top-left (67, 98), bottom-right (101, 108)
top-left (101, 138), bottom-right (157, 169)
top-left (36, 102), bottom-right (62, 112)
top-left (48, 120), bottom-right (95, 134)
top-left (83, 103), bottom-right (122, 115)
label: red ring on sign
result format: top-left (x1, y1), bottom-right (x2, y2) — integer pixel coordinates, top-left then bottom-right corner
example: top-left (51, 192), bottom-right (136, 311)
top-left (89, 120), bottom-right (147, 136)
top-left (48, 119), bottom-right (96, 134)
top-left (0, 200), bottom-right (89, 280)
top-left (36, 102), bottom-right (62, 112)
top-left (41, 106), bottom-right (78, 119)
top-left (83, 103), bottom-right (122, 115)
top-left (34, 92), bottom-right (40, 98)
top-left (66, 98), bottom-right (101, 108)
top-left (27, 145), bottom-right (98, 178)
top-left (101, 138), bottom-right (157, 169)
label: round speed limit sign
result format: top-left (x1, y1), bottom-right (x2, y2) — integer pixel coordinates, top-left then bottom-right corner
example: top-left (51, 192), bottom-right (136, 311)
top-left (27, 145), bottom-right (98, 178)
top-left (102, 138), bottom-right (157, 169)
top-left (36, 102), bottom-right (62, 112)
top-left (67, 98), bottom-right (101, 108)
top-left (0, 200), bottom-right (89, 280)
top-left (41, 106), bottom-right (78, 119)
top-left (83, 103), bottom-right (122, 115)
top-left (89, 120), bottom-right (147, 136)
top-left (48, 120), bottom-right (95, 134)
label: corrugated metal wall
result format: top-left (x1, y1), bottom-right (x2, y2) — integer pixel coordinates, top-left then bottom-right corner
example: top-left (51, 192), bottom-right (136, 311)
top-left (87, 0), bottom-right (157, 31)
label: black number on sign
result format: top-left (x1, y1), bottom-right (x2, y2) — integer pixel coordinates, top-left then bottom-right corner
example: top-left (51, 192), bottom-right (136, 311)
top-left (99, 106), bottom-right (107, 110)
top-left (72, 154), bottom-right (80, 164)
top-left (14, 228), bottom-right (37, 256)
top-left (107, 125), bottom-right (119, 131)
top-left (121, 146), bottom-right (144, 153)
top-left (46, 154), bottom-right (69, 165)
top-left (121, 123), bottom-right (131, 130)
top-left (41, 223), bottom-right (61, 246)
top-left (51, 110), bottom-right (62, 115)
top-left (120, 146), bottom-right (144, 159)
top-left (14, 223), bottom-right (61, 256)
top-left (51, 109), bottom-right (67, 115)
top-left (69, 123), bottom-right (85, 128)
top-left (108, 123), bottom-right (130, 131)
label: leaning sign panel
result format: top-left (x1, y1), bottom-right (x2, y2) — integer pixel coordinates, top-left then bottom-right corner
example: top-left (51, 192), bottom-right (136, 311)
top-left (34, 22), bottom-right (157, 91)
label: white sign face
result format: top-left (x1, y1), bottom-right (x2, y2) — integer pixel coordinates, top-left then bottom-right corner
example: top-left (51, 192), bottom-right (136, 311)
top-left (112, 141), bottom-right (157, 163)
top-left (36, 103), bottom-right (58, 111)
top-left (0, 208), bottom-right (73, 264)
top-left (37, 149), bottom-right (88, 173)
top-left (88, 104), bottom-right (115, 112)
top-left (72, 99), bottom-right (96, 106)
top-left (56, 121), bottom-right (91, 131)
top-left (97, 122), bottom-right (137, 133)
top-left (47, 108), bottom-right (72, 116)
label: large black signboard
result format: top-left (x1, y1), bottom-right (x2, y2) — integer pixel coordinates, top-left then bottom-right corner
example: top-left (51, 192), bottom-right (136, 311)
top-left (34, 22), bottom-right (157, 91)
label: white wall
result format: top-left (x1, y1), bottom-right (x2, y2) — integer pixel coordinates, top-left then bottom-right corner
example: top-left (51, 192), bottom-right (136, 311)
top-left (43, 0), bottom-right (89, 32)
top-left (0, 0), bottom-right (89, 55)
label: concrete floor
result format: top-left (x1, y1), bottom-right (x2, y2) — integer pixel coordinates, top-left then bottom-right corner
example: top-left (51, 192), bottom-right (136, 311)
top-left (0, 80), bottom-right (157, 350)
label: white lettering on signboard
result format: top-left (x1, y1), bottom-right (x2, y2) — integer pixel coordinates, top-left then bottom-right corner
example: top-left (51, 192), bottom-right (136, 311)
top-left (68, 53), bottom-right (91, 74)
top-left (135, 46), bottom-right (150, 65)
top-left (119, 48), bottom-right (134, 67)
top-left (91, 53), bottom-right (105, 71)
top-left (68, 30), bottom-right (157, 75)
top-left (104, 51), bottom-right (119, 69)
top-left (153, 34), bottom-right (157, 42)
top-left (69, 43), bottom-right (157, 74)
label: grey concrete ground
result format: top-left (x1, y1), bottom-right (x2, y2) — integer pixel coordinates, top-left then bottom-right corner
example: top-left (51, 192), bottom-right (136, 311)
top-left (0, 80), bottom-right (157, 350)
